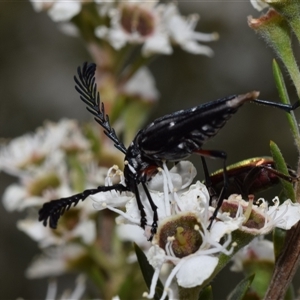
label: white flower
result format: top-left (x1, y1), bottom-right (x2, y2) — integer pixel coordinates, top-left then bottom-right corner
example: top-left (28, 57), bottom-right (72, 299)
top-left (161, 3), bottom-right (218, 56)
top-left (221, 194), bottom-right (300, 234)
top-left (94, 1), bottom-right (217, 57)
top-left (142, 30), bottom-right (172, 57)
top-left (95, 1), bottom-right (169, 55)
top-left (45, 275), bottom-right (86, 300)
top-left (30, 0), bottom-right (82, 22)
top-left (266, 198), bottom-right (300, 230)
top-left (0, 132), bottom-right (50, 177)
top-left (0, 119), bottom-right (90, 177)
top-left (2, 160), bottom-right (69, 211)
top-left (91, 161), bottom-right (239, 299)
top-left (91, 161), bottom-right (200, 236)
top-left (122, 67), bottom-right (159, 102)
top-left (95, 0), bottom-right (115, 17)
top-left (2, 184), bottom-right (29, 212)
top-left (57, 22), bottom-right (80, 37)
top-left (17, 207), bottom-right (96, 247)
top-left (26, 244), bottom-right (85, 278)
top-left (231, 237), bottom-right (274, 272)
top-left (145, 227), bottom-right (234, 300)
top-left (0, 119), bottom-right (98, 213)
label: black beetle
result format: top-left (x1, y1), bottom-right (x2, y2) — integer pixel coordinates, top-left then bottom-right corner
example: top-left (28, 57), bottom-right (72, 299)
top-left (39, 63), bottom-right (300, 237)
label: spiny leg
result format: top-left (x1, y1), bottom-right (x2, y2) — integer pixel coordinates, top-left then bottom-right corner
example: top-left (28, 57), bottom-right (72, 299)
top-left (39, 183), bottom-right (128, 228)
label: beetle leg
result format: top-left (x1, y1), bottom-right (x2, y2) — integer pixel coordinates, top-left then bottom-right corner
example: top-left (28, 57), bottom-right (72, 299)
top-left (201, 156), bottom-right (218, 206)
top-left (194, 149), bottom-right (228, 230)
top-left (132, 182), bottom-right (148, 231)
top-left (257, 165), bottom-right (299, 183)
top-left (251, 98), bottom-right (300, 112)
top-left (142, 181), bottom-right (158, 241)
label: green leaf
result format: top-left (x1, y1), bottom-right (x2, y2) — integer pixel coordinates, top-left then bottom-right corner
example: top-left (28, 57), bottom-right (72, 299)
top-left (272, 59), bottom-right (300, 150)
top-left (273, 227), bottom-right (287, 260)
top-left (134, 243), bottom-right (166, 300)
top-left (249, 10), bottom-right (300, 98)
top-left (227, 274), bottom-right (255, 300)
top-left (198, 285), bottom-right (213, 300)
top-left (269, 0), bottom-right (300, 47)
top-left (123, 98), bottom-right (153, 145)
top-left (83, 124), bottom-right (101, 158)
top-left (243, 261), bottom-right (274, 298)
top-left (270, 140), bottom-right (295, 202)
top-left (68, 155), bottom-right (86, 192)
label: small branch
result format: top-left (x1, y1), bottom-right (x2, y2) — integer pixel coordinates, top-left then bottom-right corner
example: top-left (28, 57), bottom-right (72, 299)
top-left (264, 222), bottom-right (300, 299)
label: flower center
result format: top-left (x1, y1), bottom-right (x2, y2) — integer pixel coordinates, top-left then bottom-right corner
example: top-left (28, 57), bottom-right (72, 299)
top-left (19, 153), bottom-right (46, 169)
top-left (120, 5), bottom-right (155, 37)
top-left (222, 198), bottom-right (265, 230)
top-left (157, 214), bottom-right (202, 258)
top-left (28, 173), bottom-right (61, 196)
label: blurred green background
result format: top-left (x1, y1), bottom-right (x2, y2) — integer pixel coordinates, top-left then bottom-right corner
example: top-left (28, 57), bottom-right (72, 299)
top-left (1, 1), bottom-right (299, 299)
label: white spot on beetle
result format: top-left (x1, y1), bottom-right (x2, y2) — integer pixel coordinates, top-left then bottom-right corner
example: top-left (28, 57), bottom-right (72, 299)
top-left (201, 125), bottom-right (211, 131)
top-left (169, 122), bottom-right (175, 127)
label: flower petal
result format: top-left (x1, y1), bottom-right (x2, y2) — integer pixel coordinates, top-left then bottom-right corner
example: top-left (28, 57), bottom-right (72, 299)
top-left (48, 2), bottom-right (81, 22)
top-left (2, 184), bottom-right (27, 211)
top-left (176, 181), bottom-right (210, 212)
top-left (170, 161), bottom-right (197, 189)
top-left (91, 190), bottom-right (133, 210)
top-left (270, 199), bottom-right (300, 230)
top-left (176, 255), bottom-right (218, 288)
top-left (116, 223), bottom-right (149, 247)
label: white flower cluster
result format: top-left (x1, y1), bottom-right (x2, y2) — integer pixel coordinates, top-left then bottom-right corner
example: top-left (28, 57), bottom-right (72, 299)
top-left (30, 0), bottom-right (83, 22)
top-left (231, 237), bottom-right (275, 272)
top-left (91, 160), bottom-right (300, 299)
top-left (0, 119), bottom-right (107, 277)
top-left (30, 0), bottom-right (218, 57)
top-left (95, 1), bottom-right (218, 57)
top-left (93, 161), bottom-right (234, 299)
top-left (2, 117), bottom-right (300, 296)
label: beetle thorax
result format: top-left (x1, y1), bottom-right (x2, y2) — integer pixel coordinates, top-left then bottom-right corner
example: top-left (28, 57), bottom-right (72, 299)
top-left (124, 142), bottom-right (159, 186)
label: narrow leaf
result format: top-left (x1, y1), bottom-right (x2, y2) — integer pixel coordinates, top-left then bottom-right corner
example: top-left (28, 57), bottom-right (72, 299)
top-left (227, 274), bottom-right (255, 300)
top-left (272, 59), bottom-right (300, 151)
top-left (273, 227), bottom-right (287, 260)
top-left (270, 140), bottom-right (296, 202)
top-left (198, 285), bottom-right (213, 300)
top-left (134, 243), bottom-right (166, 300)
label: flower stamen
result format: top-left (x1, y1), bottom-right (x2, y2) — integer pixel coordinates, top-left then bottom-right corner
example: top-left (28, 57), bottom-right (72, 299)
top-left (243, 196), bottom-right (254, 224)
